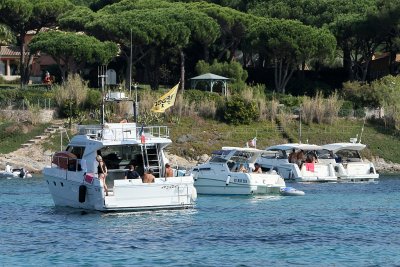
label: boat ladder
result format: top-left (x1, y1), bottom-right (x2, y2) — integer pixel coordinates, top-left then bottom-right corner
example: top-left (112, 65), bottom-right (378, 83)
top-left (142, 144), bottom-right (162, 177)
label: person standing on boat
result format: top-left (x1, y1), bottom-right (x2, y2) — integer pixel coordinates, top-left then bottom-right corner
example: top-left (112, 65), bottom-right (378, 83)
top-left (142, 169), bottom-right (155, 183)
top-left (165, 163), bottom-right (174, 178)
top-left (124, 165), bottom-right (140, 179)
top-left (296, 150), bottom-right (305, 168)
top-left (96, 155), bottom-right (109, 196)
top-left (288, 149), bottom-right (297, 163)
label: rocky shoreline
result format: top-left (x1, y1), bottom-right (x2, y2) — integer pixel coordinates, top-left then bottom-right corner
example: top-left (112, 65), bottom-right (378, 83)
top-left (1, 143), bottom-right (400, 175)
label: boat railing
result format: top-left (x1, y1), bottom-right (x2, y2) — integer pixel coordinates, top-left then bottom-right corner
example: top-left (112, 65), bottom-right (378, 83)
top-left (77, 123), bottom-right (169, 141)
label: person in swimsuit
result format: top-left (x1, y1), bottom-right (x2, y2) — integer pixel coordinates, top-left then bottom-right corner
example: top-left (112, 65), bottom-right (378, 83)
top-left (96, 155), bottom-right (108, 196)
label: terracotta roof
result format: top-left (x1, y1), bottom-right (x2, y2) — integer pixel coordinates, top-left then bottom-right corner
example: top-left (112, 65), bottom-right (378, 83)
top-left (0, 46), bottom-right (21, 57)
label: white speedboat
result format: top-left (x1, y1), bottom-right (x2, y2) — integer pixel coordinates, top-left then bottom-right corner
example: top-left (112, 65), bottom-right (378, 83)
top-left (256, 143), bottom-right (337, 183)
top-left (321, 141), bottom-right (379, 183)
top-left (191, 147), bottom-right (286, 195)
top-left (43, 123), bottom-right (197, 212)
top-left (0, 165), bottom-right (32, 179)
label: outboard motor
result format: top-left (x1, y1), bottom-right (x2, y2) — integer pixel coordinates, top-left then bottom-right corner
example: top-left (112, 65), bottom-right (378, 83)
top-left (19, 168), bottom-right (25, 178)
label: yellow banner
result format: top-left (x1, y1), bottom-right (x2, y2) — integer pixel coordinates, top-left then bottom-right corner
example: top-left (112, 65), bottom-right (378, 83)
top-left (151, 83), bottom-right (179, 113)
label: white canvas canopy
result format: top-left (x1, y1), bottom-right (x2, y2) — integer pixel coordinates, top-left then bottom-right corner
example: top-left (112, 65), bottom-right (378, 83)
top-left (189, 73), bottom-right (229, 96)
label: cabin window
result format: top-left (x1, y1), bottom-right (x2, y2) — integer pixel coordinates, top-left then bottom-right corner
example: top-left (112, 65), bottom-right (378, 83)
top-left (99, 145), bottom-right (143, 170)
top-left (66, 146), bottom-right (85, 159)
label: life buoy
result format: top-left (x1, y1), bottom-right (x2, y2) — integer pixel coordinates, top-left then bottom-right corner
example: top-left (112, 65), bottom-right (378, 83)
top-left (191, 187), bottom-right (197, 201)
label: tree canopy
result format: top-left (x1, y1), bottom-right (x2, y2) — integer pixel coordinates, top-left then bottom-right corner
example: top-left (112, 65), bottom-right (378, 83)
top-left (249, 18), bottom-right (336, 93)
top-left (29, 30), bottom-right (118, 81)
top-left (0, 0), bottom-right (73, 85)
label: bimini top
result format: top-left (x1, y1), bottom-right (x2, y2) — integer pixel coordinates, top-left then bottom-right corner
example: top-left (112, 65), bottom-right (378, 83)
top-left (266, 143), bottom-right (324, 151)
top-left (210, 146), bottom-right (265, 164)
top-left (322, 143), bottom-right (366, 153)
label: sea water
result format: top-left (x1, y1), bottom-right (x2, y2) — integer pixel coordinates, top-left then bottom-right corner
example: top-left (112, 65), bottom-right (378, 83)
top-left (1, 175), bottom-right (400, 266)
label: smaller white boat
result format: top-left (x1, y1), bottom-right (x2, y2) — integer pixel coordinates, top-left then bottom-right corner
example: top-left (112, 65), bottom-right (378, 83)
top-left (0, 165), bottom-right (32, 179)
top-left (191, 147), bottom-right (286, 195)
top-left (321, 139), bottom-right (379, 183)
top-left (256, 143), bottom-right (337, 183)
top-left (279, 187), bottom-right (305, 196)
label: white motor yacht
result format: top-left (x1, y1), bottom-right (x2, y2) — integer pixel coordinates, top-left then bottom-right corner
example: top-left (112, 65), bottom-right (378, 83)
top-left (43, 123), bottom-right (197, 212)
top-left (321, 141), bottom-right (379, 182)
top-left (191, 147), bottom-right (286, 195)
top-left (256, 143), bottom-right (337, 182)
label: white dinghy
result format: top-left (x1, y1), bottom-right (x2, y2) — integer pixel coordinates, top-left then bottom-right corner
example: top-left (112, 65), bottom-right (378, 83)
top-left (279, 187), bottom-right (305, 196)
top-left (191, 147), bottom-right (286, 195)
top-left (0, 164), bottom-right (32, 179)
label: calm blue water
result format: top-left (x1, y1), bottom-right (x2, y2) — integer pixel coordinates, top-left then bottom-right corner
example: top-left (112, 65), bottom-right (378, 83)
top-left (1, 175), bottom-right (400, 266)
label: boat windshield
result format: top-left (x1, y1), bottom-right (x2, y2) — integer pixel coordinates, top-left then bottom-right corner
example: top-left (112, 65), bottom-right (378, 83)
top-left (336, 149), bottom-right (362, 161)
top-left (316, 149), bottom-right (334, 159)
top-left (209, 156), bottom-right (228, 163)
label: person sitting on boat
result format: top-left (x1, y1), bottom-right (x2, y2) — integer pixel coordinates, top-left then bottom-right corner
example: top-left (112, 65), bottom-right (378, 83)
top-left (165, 163), bottom-right (174, 178)
top-left (288, 149), bottom-right (297, 163)
top-left (237, 164), bottom-right (247, 173)
top-left (306, 152), bottom-right (318, 163)
top-left (96, 155), bottom-right (109, 196)
top-left (253, 163), bottom-right (262, 173)
top-left (142, 169), bottom-right (155, 183)
top-left (124, 165), bottom-right (140, 180)
top-left (296, 150), bottom-right (305, 168)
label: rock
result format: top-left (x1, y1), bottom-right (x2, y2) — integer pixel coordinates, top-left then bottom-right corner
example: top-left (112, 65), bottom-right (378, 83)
top-left (198, 154), bottom-right (210, 164)
top-left (165, 152), bottom-right (197, 169)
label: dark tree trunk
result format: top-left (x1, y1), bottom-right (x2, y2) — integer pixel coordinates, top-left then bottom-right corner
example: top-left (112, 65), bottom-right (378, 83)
top-left (343, 45), bottom-right (353, 81)
top-left (180, 50), bottom-right (185, 92)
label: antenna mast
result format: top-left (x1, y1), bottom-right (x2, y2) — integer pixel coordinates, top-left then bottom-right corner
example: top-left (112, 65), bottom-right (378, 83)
top-left (98, 65), bottom-right (107, 126)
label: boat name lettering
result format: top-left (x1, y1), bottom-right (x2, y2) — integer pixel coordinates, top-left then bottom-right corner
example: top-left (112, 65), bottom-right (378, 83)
top-left (161, 185), bottom-right (178, 189)
top-left (234, 179), bottom-right (248, 183)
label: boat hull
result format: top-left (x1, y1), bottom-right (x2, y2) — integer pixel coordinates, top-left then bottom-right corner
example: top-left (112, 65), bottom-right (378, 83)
top-left (193, 172), bottom-right (285, 195)
top-left (44, 169), bottom-right (196, 212)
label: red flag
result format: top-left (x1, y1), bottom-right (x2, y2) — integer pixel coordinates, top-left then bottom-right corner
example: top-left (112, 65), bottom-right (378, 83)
top-left (139, 125), bottom-right (145, 143)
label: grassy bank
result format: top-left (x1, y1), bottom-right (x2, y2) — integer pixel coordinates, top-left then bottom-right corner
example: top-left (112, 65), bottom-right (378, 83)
top-left (2, 116), bottom-right (399, 165)
top-left (0, 122), bottom-right (49, 154)
top-left (166, 117), bottom-right (400, 163)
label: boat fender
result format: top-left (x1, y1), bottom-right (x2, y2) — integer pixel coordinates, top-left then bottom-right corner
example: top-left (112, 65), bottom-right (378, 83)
top-left (191, 187), bottom-right (197, 201)
top-left (79, 185), bottom-right (87, 203)
top-left (334, 166), bottom-right (339, 172)
top-left (226, 175), bottom-right (231, 186)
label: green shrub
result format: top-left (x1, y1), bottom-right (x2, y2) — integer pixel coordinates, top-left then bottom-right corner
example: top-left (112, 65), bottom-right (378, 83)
top-left (222, 95), bottom-right (259, 125)
top-left (85, 89), bottom-right (102, 110)
top-left (354, 108), bottom-right (366, 118)
top-left (342, 81), bottom-right (380, 108)
top-left (184, 89), bottom-right (222, 104)
top-left (339, 101), bottom-right (353, 117)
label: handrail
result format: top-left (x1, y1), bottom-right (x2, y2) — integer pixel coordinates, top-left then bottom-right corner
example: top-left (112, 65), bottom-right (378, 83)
top-left (77, 124), bottom-right (169, 141)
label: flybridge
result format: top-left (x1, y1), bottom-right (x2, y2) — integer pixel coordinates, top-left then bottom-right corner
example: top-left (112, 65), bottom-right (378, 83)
top-left (76, 123), bottom-right (169, 141)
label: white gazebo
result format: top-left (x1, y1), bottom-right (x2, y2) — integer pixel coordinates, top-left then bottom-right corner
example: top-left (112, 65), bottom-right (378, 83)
top-left (189, 73), bottom-right (229, 96)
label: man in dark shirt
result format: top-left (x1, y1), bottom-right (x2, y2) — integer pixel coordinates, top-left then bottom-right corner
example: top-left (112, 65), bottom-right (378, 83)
top-left (124, 165), bottom-right (140, 179)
